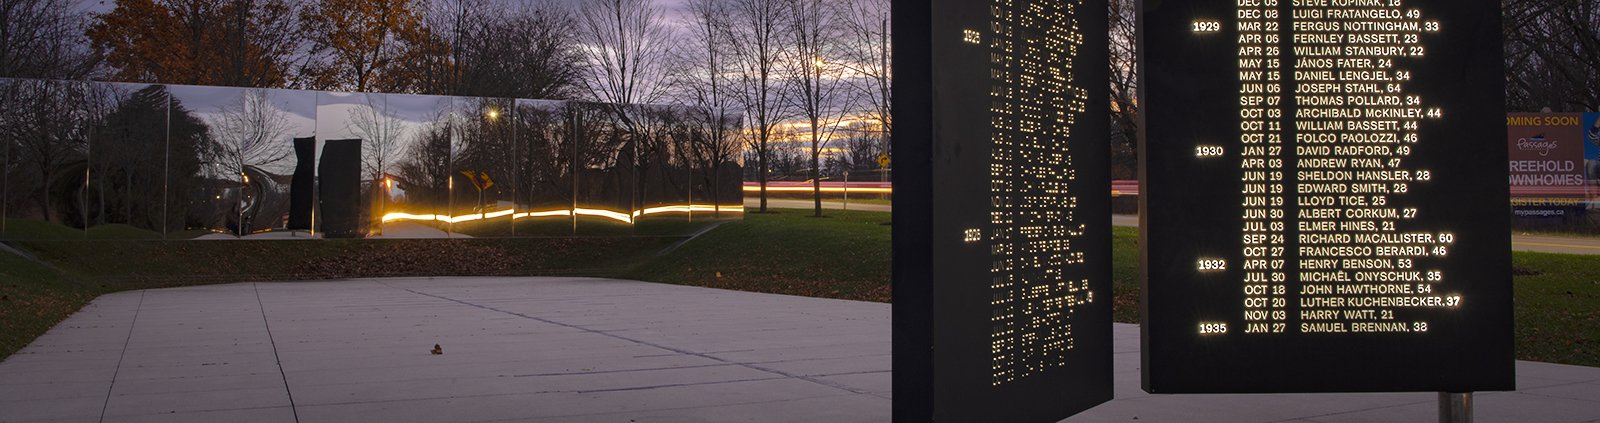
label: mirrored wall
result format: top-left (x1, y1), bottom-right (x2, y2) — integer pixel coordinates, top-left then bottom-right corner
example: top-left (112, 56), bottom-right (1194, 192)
top-left (0, 78), bottom-right (745, 240)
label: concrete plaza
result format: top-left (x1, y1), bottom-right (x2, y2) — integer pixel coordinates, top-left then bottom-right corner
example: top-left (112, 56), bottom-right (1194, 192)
top-left (1, 277), bottom-right (1597, 422)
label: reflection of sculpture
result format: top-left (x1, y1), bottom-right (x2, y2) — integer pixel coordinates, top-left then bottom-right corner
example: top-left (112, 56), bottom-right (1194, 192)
top-left (230, 165), bottom-right (288, 235)
top-left (212, 89), bottom-right (292, 178)
top-left (288, 137), bottom-right (316, 230)
top-left (319, 139), bottom-right (363, 238)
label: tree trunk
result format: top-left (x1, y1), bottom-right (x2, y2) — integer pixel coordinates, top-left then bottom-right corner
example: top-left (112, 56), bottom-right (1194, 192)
top-left (812, 119), bottom-right (822, 218)
top-left (758, 134), bottom-right (769, 212)
top-left (711, 161), bottom-right (721, 218)
top-left (39, 168), bottom-right (54, 223)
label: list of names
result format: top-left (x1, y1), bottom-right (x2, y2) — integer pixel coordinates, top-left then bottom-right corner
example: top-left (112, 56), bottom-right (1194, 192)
top-left (1224, 0), bottom-right (1462, 336)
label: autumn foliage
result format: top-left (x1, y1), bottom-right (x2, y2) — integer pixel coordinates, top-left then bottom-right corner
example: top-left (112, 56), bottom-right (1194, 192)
top-left (87, 0), bottom-right (299, 87)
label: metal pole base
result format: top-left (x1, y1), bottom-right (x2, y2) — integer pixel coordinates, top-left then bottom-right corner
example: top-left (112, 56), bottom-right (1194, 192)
top-left (1439, 392), bottom-right (1472, 423)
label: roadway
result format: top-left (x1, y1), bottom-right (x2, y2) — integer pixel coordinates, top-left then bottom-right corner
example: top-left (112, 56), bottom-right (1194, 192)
top-left (745, 198), bottom-right (1600, 255)
top-left (745, 197), bottom-right (891, 213)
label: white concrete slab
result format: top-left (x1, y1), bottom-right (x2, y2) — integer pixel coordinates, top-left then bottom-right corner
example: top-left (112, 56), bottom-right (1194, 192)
top-left (0, 277), bottom-right (1596, 422)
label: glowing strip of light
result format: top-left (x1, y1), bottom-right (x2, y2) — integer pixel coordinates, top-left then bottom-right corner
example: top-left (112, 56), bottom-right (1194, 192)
top-left (573, 208), bottom-right (634, 224)
top-left (382, 204), bottom-right (747, 225)
top-left (382, 212), bottom-right (448, 222)
top-left (743, 186), bottom-right (894, 194)
top-left (632, 204), bottom-right (747, 217)
top-left (517, 210), bottom-right (572, 219)
top-left (446, 209), bottom-right (515, 223)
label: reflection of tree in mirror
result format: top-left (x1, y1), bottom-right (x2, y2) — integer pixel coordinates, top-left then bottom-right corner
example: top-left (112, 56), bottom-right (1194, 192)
top-left (572, 102), bottom-right (627, 210)
top-left (634, 106), bottom-right (682, 209)
top-left (348, 93), bottom-right (408, 183)
top-left (0, 80), bottom-right (98, 225)
top-left (682, 110), bottom-right (744, 215)
top-left (451, 98), bottom-right (516, 213)
top-left (211, 89), bottom-right (292, 179)
top-left (88, 84), bottom-right (169, 230)
top-left (397, 112), bottom-right (454, 208)
top-left (512, 102), bottom-right (575, 208)
top-left (164, 94), bottom-right (214, 234)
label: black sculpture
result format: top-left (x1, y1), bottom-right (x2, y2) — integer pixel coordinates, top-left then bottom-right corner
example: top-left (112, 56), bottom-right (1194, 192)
top-left (288, 137), bottom-right (316, 230)
top-left (318, 139), bottom-right (362, 238)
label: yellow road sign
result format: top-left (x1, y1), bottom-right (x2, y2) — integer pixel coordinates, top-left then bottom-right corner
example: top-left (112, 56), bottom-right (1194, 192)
top-left (461, 171), bottom-right (494, 191)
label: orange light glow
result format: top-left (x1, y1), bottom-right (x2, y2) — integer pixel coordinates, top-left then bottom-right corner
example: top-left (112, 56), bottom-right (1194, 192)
top-left (743, 186), bottom-right (894, 194)
top-left (632, 204), bottom-right (746, 217)
top-left (380, 204), bottom-right (746, 226)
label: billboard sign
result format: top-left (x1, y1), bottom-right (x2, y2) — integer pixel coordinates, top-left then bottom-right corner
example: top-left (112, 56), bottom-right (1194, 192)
top-left (1508, 113), bottom-right (1589, 218)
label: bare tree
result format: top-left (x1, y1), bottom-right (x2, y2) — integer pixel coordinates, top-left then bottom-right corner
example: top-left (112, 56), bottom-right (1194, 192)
top-left (574, 0), bottom-right (671, 124)
top-left (672, 0), bottom-right (744, 215)
top-left (1109, 0), bottom-right (1139, 179)
top-left (348, 92), bottom-right (406, 233)
top-left (413, 0), bottom-right (581, 99)
top-left (512, 101), bottom-right (576, 208)
top-left (784, 0), bottom-right (854, 217)
top-left (348, 93), bottom-right (409, 196)
top-left (725, 0), bottom-right (790, 212)
top-left (1, 0), bottom-right (99, 79)
top-left (1503, 0), bottom-right (1600, 112)
top-left (573, 0), bottom-right (671, 215)
top-left (211, 89), bottom-right (291, 180)
top-left (397, 111), bottom-right (455, 207)
top-left (419, 0), bottom-right (487, 95)
top-left (0, 81), bottom-right (95, 223)
top-left (836, 0), bottom-right (891, 177)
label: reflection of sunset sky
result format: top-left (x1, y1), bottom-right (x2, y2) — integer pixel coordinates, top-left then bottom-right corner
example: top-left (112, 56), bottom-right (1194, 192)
top-left (316, 92), bottom-right (455, 142)
top-left (164, 85), bottom-right (317, 140)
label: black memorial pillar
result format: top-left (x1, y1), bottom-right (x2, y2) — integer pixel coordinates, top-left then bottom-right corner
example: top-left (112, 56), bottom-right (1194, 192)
top-left (318, 139), bottom-right (362, 238)
top-left (288, 137), bottom-right (316, 231)
top-left (1139, 0), bottom-right (1514, 394)
top-left (892, 0), bottom-right (1113, 420)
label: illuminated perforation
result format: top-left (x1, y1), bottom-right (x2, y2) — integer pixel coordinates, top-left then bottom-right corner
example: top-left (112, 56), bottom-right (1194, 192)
top-left (987, 0), bottom-right (1091, 386)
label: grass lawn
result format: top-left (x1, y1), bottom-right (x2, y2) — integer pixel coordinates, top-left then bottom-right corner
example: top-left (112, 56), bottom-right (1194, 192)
top-left (1511, 252), bottom-right (1600, 366)
top-left (0, 253), bottom-right (96, 360)
top-left (1111, 227), bottom-right (1141, 323)
top-left (625, 209), bottom-right (891, 302)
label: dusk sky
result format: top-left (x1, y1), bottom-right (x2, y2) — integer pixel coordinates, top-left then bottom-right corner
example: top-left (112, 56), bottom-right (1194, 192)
top-left (78, 0), bottom-right (698, 24)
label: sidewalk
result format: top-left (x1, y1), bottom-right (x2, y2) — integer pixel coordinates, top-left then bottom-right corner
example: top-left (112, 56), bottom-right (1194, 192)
top-left (1, 277), bottom-right (1595, 422)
